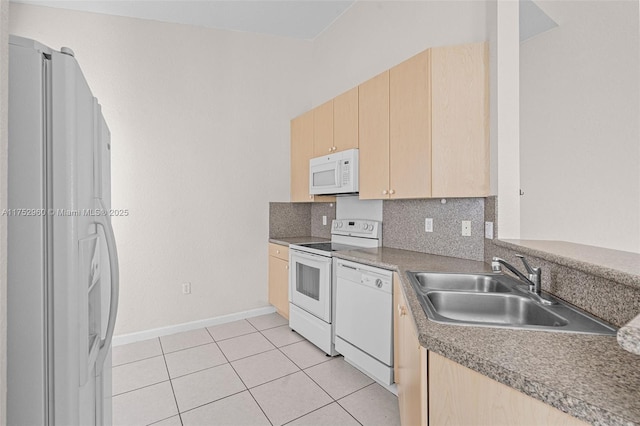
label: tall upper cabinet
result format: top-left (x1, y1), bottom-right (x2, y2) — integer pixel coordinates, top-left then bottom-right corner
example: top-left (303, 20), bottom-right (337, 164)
top-left (359, 71), bottom-right (390, 200)
top-left (312, 100), bottom-right (334, 157)
top-left (333, 87), bottom-right (359, 153)
top-left (431, 43), bottom-right (489, 197)
top-left (359, 42), bottom-right (489, 199)
top-left (290, 108), bottom-right (336, 203)
top-left (290, 110), bottom-right (315, 202)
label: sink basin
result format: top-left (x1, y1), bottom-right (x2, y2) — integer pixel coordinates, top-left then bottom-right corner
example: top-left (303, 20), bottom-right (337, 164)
top-left (411, 272), bottom-right (511, 293)
top-left (406, 271), bottom-right (617, 335)
top-left (427, 292), bottom-right (568, 327)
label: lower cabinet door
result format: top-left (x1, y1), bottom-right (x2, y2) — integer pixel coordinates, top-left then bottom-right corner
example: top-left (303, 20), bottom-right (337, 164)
top-left (428, 351), bottom-right (588, 426)
top-left (394, 273), bottom-right (427, 426)
top-left (268, 256), bottom-right (289, 319)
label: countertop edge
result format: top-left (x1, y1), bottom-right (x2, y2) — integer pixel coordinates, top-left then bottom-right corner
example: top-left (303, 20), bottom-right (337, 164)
top-left (331, 250), bottom-right (636, 426)
top-left (618, 314), bottom-right (640, 356)
top-left (493, 239), bottom-right (640, 290)
top-left (268, 236), bottom-right (331, 246)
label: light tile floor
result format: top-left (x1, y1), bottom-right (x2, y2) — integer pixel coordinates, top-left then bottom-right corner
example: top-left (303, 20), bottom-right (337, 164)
top-left (112, 313), bottom-right (400, 426)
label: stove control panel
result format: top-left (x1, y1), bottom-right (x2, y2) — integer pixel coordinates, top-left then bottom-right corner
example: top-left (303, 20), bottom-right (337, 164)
top-left (332, 219), bottom-right (382, 239)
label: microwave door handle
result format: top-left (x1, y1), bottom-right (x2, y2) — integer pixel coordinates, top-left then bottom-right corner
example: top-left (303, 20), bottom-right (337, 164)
top-left (335, 161), bottom-right (341, 188)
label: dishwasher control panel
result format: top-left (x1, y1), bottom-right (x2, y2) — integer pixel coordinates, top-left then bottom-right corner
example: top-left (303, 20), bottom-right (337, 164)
top-left (335, 259), bottom-right (392, 293)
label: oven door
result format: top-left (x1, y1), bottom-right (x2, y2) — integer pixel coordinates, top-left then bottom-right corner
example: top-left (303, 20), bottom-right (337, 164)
top-left (289, 249), bottom-right (332, 323)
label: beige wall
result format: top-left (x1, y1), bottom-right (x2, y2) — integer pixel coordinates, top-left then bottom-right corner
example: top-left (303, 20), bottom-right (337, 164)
top-left (1, 0), bottom-right (7, 422)
top-left (520, 0), bottom-right (640, 253)
top-left (310, 0), bottom-right (487, 105)
top-left (9, 3), bottom-right (313, 334)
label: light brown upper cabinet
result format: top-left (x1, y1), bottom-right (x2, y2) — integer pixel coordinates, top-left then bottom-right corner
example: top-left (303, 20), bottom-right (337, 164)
top-left (389, 49), bottom-right (433, 199)
top-left (359, 71), bottom-right (390, 199)
top-left (430, 43), bottom-right (489, 197)
top-left (312, 100), bottom-right (334, 157)
top-left (290, 109), bottom-right (336, 203)
top-left (359, 42), bottom-right (489, 199)
top-left (333, 87), bottom-right (359, 153)
top-left (290, 110), bottom-right (315, 202)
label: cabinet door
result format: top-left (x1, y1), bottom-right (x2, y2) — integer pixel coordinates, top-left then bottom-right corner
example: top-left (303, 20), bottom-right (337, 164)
top-left (394, 274), bottom-right (428, 426)
top-left (291, 111), bottom-right (314, 202)
top-left (334, 87), bottom-right (359, 152)
top-left (389, 50), bottom-right (432, 199)
top-left (268, 256), bottom-right (289, 319)
top-left (431, 42), bottom-right (489, 197)
top-left (429, 352), bottom-right (588, 426)
top-left (359, 71), bottom-right (390, 200)
top-left (313, 100), bottom-right (334, 157)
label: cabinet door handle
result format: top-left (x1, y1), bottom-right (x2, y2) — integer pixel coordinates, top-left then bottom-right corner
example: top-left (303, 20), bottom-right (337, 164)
top-left (382, 190), bottom-right (388, 195)
top-left (276, 249), bottom-right (280, 254)
top-left (397, 304), bottom-right (406, 317)
top-left (285, 265), bottom-right (289, 270)
top-left (309, 195), bottom-right (313, 200)
top-left (389, 189), bottom-right (396, 195)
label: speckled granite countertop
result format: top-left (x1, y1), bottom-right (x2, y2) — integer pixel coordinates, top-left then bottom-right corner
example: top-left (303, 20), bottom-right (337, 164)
top-left (268, 236), bottom-right (330, 246)
top-left (618, 314), bottom-right (640, 356)
top-left (331, 247), bottom-right (640, 426)
top-left (495, 239), bottom-right (640, 289)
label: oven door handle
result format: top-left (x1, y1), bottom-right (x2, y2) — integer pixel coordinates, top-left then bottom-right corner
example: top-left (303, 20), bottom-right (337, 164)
top-left (291, 250), bottom-right (332, 263)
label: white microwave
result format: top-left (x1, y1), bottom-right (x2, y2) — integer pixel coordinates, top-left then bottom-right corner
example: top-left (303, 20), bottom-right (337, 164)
top-left (309, 148), bottom-right (359, 195)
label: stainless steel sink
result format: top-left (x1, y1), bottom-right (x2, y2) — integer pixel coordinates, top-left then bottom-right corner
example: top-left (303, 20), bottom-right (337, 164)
top-left (427, 292), bottom-right (568, 327)
top-left (406, 271), bottom-right (617, 335)
top-left (412, 272), bottom-right (512, 293)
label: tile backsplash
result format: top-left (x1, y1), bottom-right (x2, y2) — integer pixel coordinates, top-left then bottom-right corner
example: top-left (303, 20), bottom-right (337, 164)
top-left (383, 198), bottom-right (485, 261)
top-left (311, 203), bottom-right (336, 239)
top-left (269, 203), bottom-right (311, 238)
top-left (269, 202), bottom-right (335, 239)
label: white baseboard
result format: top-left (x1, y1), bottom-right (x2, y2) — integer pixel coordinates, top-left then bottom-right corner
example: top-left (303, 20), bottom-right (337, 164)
top-left (112, 306), bottom-right (277, 346)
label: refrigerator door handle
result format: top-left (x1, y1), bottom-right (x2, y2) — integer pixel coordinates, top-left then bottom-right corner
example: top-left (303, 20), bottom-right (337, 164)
top-left (94, 198), bottom-right (119, 372)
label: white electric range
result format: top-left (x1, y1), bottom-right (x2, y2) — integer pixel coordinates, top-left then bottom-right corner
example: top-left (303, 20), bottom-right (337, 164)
top-left (288, 219), bottom-right (382, 356)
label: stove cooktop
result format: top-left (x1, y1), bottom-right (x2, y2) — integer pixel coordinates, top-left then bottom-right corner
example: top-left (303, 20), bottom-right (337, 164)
top-left (294, 242), bottom-right (361, 253)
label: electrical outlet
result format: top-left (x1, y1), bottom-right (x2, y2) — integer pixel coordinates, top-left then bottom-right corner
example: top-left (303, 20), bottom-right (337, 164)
top-left (322, 215), bottom-right (327, 226)
top-left (425, 218), bottom-right (433, 232)
top-left (461, 221), bottom-right (471, 236)
top-left (182, 282), bottom-right (191, 294)
top-left (485, 221), bottom-right (494, 239)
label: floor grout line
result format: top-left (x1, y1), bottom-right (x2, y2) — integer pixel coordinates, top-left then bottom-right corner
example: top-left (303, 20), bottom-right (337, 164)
top-left (159, 338), bottom-right (184, 426)
top-left (112, 378), bottom-right (171, 398)
top-left (204, 327), bottom-right (274, 426)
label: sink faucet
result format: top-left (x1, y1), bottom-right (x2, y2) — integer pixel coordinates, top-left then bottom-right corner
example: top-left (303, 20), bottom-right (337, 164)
top-left (492, 255), bottom-right (553, 304)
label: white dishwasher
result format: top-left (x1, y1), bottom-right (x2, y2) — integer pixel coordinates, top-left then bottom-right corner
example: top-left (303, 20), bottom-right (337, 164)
top-left (334, 258), bottom-right (394, 386)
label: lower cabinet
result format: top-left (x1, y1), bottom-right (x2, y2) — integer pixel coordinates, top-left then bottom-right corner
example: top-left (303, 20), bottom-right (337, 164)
top-left (268, 243), bottom-right (289, 319)
top-left (394, 279), bottom-right (588, 426)
top-left (428, 352), bottom-right (588, 426)
top-left (393, 273), bottom-right (428, 426)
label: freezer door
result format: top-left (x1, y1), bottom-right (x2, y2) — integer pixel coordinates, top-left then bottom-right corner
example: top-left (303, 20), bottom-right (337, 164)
top-left (7, 37), bottom-right (49, 426)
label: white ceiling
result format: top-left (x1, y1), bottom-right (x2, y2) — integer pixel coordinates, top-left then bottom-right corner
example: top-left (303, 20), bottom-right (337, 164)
top-left (11, 0), bottom-right (355, 40)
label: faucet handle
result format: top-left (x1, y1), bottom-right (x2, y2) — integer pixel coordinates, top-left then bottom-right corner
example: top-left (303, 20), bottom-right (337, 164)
top-left (515, 254), bottom-right (538, 274)
top-left (491, 257), bottom-right (503, 272)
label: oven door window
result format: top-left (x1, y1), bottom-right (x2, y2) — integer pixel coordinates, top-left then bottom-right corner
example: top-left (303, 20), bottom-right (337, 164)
top-left (296, 263), bottom-right (320, 300)
top-left (290, 252), bottom-right (331, 323)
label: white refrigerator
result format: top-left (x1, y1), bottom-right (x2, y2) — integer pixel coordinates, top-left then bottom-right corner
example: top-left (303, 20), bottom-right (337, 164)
top-left (7, 35), bottom-right (119, 425)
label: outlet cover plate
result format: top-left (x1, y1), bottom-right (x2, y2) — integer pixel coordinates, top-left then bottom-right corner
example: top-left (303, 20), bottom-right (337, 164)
top-left (425, 218), bottom-right (433, 232)
top-left (462, 221), bottom-right (471, 237)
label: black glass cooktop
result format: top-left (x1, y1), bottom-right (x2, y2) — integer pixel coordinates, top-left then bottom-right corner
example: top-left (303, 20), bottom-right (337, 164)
top-left (296, 242), bottom-right (360, 253)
